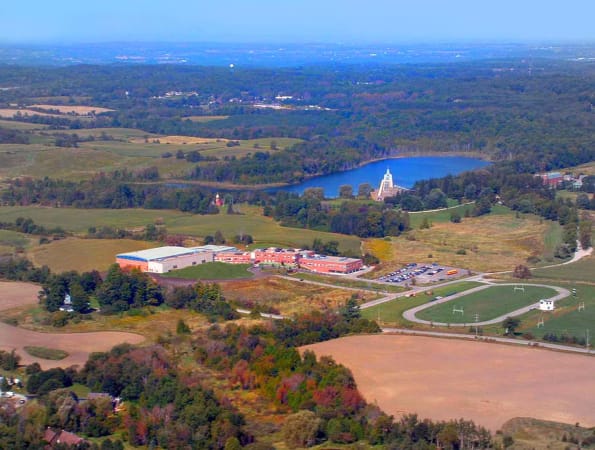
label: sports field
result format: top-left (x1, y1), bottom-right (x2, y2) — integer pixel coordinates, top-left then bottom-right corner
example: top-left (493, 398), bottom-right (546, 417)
top-left (303, 335), bottom-right (595, 431)
top-left (520, 283), bottom-right (595, 342)
top-left (361, 281), bottom-right (482, 325)
top-left (415, 285), bottom-right (557, 323)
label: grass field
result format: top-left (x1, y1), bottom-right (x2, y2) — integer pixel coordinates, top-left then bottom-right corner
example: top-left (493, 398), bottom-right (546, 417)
top-left (0, 230), bottom-right (31, 250)
top-left (27, 238), bottom-right (155, 273)
top-left (518, 283), bottom-right (595, 341)
top-left (185, 115), bottom-right (229, 122)
top-left (23, 346), bottom-right (69, 360)
top-left (162, 262), bottom-right (253, 280)
top-left (361, 281), bottom-right (483, 326)
top-left (286, 272), bottom-right (406, 293)
top-left (28, 104), bottom-right (114, 115)
top-left (2, 205), bottom-right (361, 255)
top-left (532, 255), bottom-right (595, 282)
top-left (0, 118), bottom-right (302, 181)
top-left (408, 203), bottom-right (476, 228)
top-left (365, 206), bottom-right (558, 272)
top-left (415, 285), bottom-right (557, 323)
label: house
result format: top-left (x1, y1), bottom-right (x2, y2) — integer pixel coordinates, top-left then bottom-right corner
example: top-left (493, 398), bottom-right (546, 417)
top-left (43, 428), bottom-right (86, 448)
top-left (538, 299), bottom-right (555, 311)
top-left (59, 294), bottom-right (73, 312)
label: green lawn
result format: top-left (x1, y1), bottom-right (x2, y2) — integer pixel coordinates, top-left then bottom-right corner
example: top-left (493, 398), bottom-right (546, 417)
top-left (519, 283), bottom-right (595, 342)
top-left (286, 272), bottom-right (406, 293)
top-left (361, 296), bottom-right (428, 326)
top-left (162, 262), bottom-right (253, 280)
top-left (23, 346), bottom-right (69, 360)
top-left (416, 285), bottom-right (558, 324)
top-left (532, 256), bottom-right (595, 283)
top-left (408, 203), bottom-right (511, 229)
top-left (0, 205), bottom-right (362, 254)
top-left (0, 229), bottom-right (31, 249)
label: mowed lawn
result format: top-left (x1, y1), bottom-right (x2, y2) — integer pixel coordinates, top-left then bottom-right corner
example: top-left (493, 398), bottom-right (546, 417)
top-left (162, 262), bottom-right (253, 280)
top-left (1, 205), bottom-right (361, 254)
top-left (532, 256), bottom-right (595, 283)
top-left (361, 281), bottom-right (482, 326)
top-left (519, 283), bottom-right (595, 341)
top-left (415, 285), bottom-right (557, 323)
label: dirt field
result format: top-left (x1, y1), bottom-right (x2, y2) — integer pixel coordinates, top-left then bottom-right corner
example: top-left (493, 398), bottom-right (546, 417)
top-left (303, 335), bottom-right (595, 431)
top-left (130, 135), bottom-right (226, 144)
top-left (0, 281), bottom-right (144, 369)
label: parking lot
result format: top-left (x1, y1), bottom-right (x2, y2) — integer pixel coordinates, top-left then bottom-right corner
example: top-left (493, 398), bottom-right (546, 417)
top-left (376, 263), bottom-right (463, 285)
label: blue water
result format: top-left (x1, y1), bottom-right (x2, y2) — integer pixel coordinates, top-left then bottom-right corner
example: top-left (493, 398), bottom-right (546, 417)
top-left (279, 156), bottom-right (490, 197)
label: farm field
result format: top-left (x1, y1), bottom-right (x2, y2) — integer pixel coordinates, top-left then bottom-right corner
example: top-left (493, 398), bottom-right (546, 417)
top-left (532, 255), bottom-right (595, 283)
top-left (361, 281), bottom-right (482, 326)
top-left (0, 281), bottom-right (145, 369)
top-left (162, 262), bottom-right (253, 280)
top-left (0, 205), bottom-right (362, 254)
top-left (519, 283), bottom-right (595, 342)
top-left (365, 207), bottom-right (558, 272)
top-left (415, 285), bottom-right (558, 323)
top-left (28, 104), bottom-right (114, 115)
top-left (27, 238), bottom-right (155, 272)
top-left (303, 334), bottom-right (595, 431)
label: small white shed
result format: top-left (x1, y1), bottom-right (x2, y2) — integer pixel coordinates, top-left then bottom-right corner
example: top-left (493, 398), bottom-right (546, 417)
top-left (538, 299), bottom-right (555, 311)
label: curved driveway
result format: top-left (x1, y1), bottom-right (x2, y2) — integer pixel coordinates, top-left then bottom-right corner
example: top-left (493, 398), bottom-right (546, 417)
top-left (402, 283), bottom-right (570, 326)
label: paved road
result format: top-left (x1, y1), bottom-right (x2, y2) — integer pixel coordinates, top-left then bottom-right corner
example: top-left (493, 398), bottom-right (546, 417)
top-left (381, 327), bottom-right (594, 355)
top-left (402, 283), bottom-right (570, 327)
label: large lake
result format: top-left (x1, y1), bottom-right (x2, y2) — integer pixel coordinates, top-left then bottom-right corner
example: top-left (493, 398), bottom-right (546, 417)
top-left (279, 156), bottom-right (490, 197)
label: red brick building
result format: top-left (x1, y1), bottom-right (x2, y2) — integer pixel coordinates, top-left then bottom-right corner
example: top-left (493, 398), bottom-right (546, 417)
top-left (214, 251), bottom-right (252, 264)
top-left (299, 255), bottom-right (363, 274)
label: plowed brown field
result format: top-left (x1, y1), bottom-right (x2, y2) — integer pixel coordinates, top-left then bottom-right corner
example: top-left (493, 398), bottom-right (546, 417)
top-left (303, 335), bottom-right (595, 431)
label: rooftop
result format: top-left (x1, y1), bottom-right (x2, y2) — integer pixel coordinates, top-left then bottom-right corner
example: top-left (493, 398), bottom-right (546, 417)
top-left (117, 246), bottom-right (196, 262)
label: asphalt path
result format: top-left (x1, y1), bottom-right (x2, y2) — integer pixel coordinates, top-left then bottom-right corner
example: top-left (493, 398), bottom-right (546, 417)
top-left (402, 283), bottom-right (571, 327)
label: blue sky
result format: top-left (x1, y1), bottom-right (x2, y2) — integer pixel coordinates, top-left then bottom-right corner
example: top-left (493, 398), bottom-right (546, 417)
top-left (1, 0), bottom-right (593, 43)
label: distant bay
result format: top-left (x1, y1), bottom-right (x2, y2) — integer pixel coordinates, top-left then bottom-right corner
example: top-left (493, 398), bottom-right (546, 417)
top-left (278, 156), bottom-right (490, 198)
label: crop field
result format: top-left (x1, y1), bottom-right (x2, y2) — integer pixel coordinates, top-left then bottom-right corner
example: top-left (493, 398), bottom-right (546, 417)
top-left (162, 262), bottom-right (253, 280)
top-left (519, 283), bottom-right (595, 341)
top-left (185, 115), bottom-right (229, 122)
top-left (365, 207), bottom-right (556, 272)
top-left (532, 255), bottom-right (595, 283)
top-left (361, 281), bottom-right (482, 325)
top-left (303, 335), bottom-right (595, 431)
top-left (27, 238), bottom-right (154, 272)
top-left (28, 104), bottom-right (114, 115)
top-left (415, 285), bottom-right (557, 323)
top-left (222, 276), bottom-right (377, 316)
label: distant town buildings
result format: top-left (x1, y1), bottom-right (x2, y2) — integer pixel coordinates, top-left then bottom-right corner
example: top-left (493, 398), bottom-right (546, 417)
top-left (535, 171), bottom-right (586, 189)
top-left (116, 245), bottom-right (363, 275)
top-left (371, 168), bottom-right (407, 201)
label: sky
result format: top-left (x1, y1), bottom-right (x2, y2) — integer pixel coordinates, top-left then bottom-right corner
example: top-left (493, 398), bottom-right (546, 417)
top-left (1, 0), bottom-right (594, 44)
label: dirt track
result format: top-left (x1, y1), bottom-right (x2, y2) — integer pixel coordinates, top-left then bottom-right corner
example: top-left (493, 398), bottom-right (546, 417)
top-left (0, 281), bottom-right (144, 369)
top-left (303, 335), bottom-right (595, 431)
